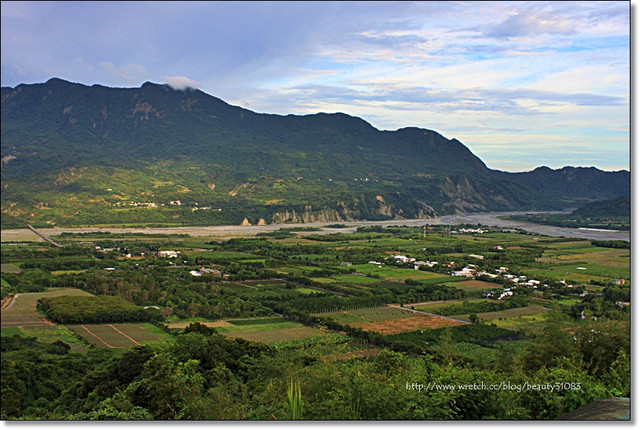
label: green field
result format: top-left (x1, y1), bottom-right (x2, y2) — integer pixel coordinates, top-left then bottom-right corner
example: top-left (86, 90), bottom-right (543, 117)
top-left (332, 274), bottom-right (385, 285)
top-left (450, 305), bottom-right (551, 324)
top-left (67, 323), bottom-right (166, 348)
top-left (1, 263), bottom-right (22, 273)
top-left (414, 299), bottom-right (488, 313)
top-left (224, 326), bottom-right (326, 343)
top-left (1, 288), bottom-right (93, 328)
top-left (350, 264), bottom-right (449, 281)
top-left (443, 279), bottom-right (500, 291)
top-left (489, 313), bottom-right (551, 330)
top-left (318, 306), bottom-right (415, 325)
top-left (1, 325), bottom-right (89, 353)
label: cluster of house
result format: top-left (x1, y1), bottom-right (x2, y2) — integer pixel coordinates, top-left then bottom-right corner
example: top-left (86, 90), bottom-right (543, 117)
top-left (192, 205), bottom-right (222, 212)
top-left (452, 228), bottom-right (486, 234)
top-left (482, 288), bottom-right (514, 300)
top-left (94, 245), bottom-right (146, 258)
top-left (189, 267), bottom-right (227, 278)
top-left (112, 201), bottom-right (159, 208)
top-left (109, 199), bottom-right (220, 212)
top-left (390, 255), bottom-right (439, 270)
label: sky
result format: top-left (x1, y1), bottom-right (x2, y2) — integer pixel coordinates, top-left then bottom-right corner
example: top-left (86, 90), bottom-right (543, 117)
top-left (0, 1), bottom-right (630, 172)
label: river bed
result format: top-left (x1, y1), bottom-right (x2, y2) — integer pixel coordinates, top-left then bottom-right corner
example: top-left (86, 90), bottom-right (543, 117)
top-left (1, 211), bottom-right (629, 242)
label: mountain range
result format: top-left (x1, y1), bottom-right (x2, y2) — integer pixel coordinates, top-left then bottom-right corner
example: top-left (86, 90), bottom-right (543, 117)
top-left (0, 78), bottom-right (630, 228)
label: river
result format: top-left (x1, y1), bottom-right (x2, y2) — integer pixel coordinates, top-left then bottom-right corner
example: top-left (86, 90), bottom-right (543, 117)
top-left (1, 211), bottom-right (629, 242)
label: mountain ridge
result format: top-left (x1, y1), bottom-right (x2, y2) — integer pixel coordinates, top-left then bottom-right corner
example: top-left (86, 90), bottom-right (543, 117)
top-left (1, 78), bottom-right (629, 228)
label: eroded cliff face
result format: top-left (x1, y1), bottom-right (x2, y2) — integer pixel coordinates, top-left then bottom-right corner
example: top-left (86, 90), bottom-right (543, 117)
top-left (268, 198), bottom-right (436, 224)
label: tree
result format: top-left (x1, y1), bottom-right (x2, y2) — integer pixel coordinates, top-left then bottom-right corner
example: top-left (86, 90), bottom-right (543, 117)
top-left (126, 353), bottom-right (205, 420)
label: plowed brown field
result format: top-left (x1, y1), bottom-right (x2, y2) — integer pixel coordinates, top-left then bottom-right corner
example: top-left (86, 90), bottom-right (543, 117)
top-left (353, 314), bottom-right (466, 334)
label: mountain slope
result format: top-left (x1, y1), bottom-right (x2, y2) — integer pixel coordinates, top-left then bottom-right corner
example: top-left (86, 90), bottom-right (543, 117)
top-left (1, 78), bottom-right (630, 227)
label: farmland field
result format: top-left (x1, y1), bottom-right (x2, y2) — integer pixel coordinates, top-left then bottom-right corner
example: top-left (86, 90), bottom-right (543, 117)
top-left (445, 279), bottom-right (500, 291)
top-left (449, 305), bottom-right (551, 323)
top-left (2, 325), bottom-right (89, 353)
top-left (1, 288), bottom-right (92, 328)
top-left (319, 306), bottom-right (467, 334)
top-left (319, 306), bottom-right (416, 323)
top-left (67, 323), bottom-right (165, 348)
top-left (332, 274), bottom-right (387, 285)
top-left (538, 249), bottom-right (629, 267)
top-left (0, 220), bottom-right (631, 420)
top-left (353, 314), bottom-right (467, 334)
top-left (215, 320), bottom-right (301, 333)
top-left (413, 299), bottom-right (488, 313)
top-left (489, 313), bottom-right (551, 330)
top-left (1, 263), bottom-right (22, 273)
top-left (165, 320), bottom-right (234, 329)
top-left (224, 326), bottom-right (325, 343)
top-left (166, 317), bottom-right (325, 343)
top-left (350, 264), bottom-right (449, 281)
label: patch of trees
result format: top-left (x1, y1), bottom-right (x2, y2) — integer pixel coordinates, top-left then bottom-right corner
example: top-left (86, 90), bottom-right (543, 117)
top-left (285, 295), bottom-right (390, 313)
top-left (591, 240), bottom-right (630, 249)
top-left (38, 295), bottom-right (160, 324)
top-left (385, 324), bottom-right (518, 350)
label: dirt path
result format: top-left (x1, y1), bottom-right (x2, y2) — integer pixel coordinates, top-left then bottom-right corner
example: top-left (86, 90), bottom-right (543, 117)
top-left (109, 324), bottom-right (141, 346)
top-left (1, 293), bottom-right (19, 310)
top-left (79, 325), bottom-right (115, 348)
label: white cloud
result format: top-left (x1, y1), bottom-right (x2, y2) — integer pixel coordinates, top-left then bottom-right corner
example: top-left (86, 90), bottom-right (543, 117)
top-left (486, 9), bottom-right (577, 39)
top-left (163, 75), bottom-right (202, 90)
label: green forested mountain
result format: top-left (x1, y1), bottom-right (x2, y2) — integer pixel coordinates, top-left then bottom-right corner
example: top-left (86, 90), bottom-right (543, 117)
top-left (571, 196), bottom-right (630, 219)
top-left (1, 78), bottom-right (630, 227)
top-left (504, 196), bottom-right (630, 231)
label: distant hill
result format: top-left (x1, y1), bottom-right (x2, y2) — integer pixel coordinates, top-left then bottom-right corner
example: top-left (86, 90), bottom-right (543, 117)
top-left (571, 196), bottom-right (630, 218)
top-left (0, 78), bottom-right (630, 228)
top-left (502, 196), bottom-right (630, 231)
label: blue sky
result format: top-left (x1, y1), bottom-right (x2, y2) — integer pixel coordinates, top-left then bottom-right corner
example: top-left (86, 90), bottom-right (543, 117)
top-left (1, 1), bottom-right (630, 172)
